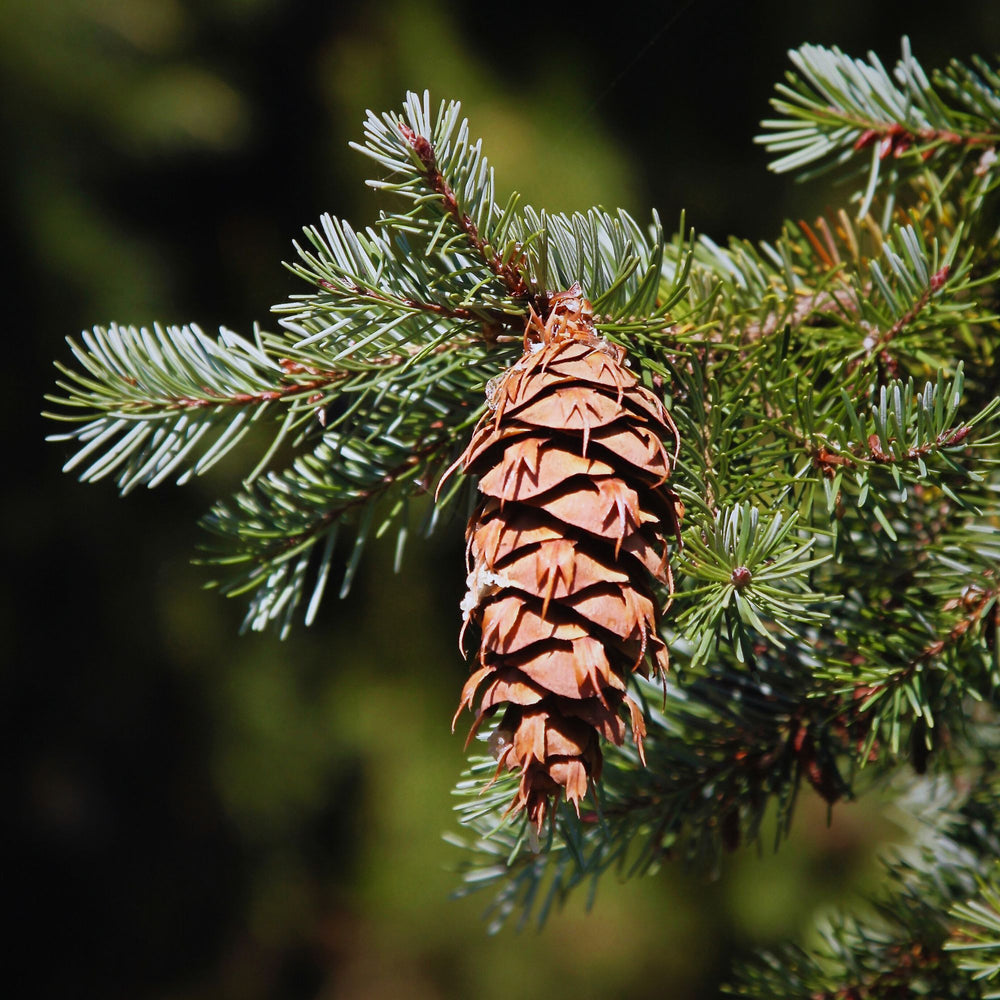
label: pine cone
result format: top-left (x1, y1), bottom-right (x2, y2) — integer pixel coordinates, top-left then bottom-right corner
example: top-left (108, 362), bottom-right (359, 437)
top-left (451, 283), bottom-right (681, 827)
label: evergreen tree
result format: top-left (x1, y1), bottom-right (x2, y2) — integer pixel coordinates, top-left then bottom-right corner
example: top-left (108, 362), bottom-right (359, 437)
top-left (46, 38), bottom-right (1000, 995)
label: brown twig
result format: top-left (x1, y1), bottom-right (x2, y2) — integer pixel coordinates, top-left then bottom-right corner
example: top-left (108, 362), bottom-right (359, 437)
top-left (318, 278), bottom-right (485, 324)
top-left (398, 123), bottom-right (538, 307)
top-left (851, 117), bottom-right (996, 159)
top-left (239, 426), bottom-right (463, 564)
top-left (842, 575), bottom-right (1000, 755)
top-left (158, 363), bottom-right (350, 410)
top-left (812, 421), bottom-right (970, 477)
top-left (917, 573), bottom-right (999, 663)
top-left (121, 322), bottom-right (518, 414)
top-left (865, 265), bottom-right (950, 379)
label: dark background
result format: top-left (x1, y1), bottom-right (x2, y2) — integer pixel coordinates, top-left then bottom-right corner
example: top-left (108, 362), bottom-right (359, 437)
top-left (7, 1), bottom-right (1000, 997)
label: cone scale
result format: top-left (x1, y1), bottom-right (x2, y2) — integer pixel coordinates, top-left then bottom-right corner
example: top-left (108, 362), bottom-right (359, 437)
top-left (453, 284), bottom-right (681, 827)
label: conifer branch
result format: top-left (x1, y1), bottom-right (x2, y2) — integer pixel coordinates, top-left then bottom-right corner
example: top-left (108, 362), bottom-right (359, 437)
top-left (757, 38), bottom-right (1000, 221)
top-left (397, 121), bottom-right (534, 303)
top-left (44, 49), bottom-right (1000, 969)
top-left (445, 36), bottom-right (1000, 927)
top-left (45, 323), bottom-right (306, 492)
top-left (725, 763), bottom-right (1000, 997)
top-left (947, 869), bottom-right (1000, 993)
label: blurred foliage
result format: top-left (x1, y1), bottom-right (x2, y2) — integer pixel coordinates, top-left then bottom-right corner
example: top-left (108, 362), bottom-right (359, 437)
top-left (10, 1), bottom-right (1000, 998)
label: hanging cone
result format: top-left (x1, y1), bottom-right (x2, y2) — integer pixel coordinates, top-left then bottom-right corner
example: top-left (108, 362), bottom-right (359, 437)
top-left (451, 283), bottom-right (681, 828)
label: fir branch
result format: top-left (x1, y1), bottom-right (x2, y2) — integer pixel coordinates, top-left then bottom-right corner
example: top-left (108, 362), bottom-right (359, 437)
top-left (275, 210), bottom-right (525, 358)
top-left (397, 120), bottom-right (532, 301)
top-left (812, 367), bottom-right (999, 508)
top-left (199, 343), bottom-right (490, 635)
top-left (45, 322), bottom-right (307, 492)
top-left (675, 503), bottom-right (831, 668)
top-left (450, 658), bottom-right (854, 932)
top-left (351, 92), bottom-right (540, 309)
top-left (947, 867), bottom-right (1000, 996)
top-left (758, 38), bottom-right (1000, 215)
top-left (805, 509), bottom-right (1000, 767)
top-left (727, 766), bottom-right (1000, 998)
top-left (684, 216), bottom-right (982, 371)
top-left (200, 427), bottom-right (457, 636)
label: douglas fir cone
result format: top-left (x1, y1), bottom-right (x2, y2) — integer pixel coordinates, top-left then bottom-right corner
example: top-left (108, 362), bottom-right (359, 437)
top-left (451, 284), bottom-right (682, 827)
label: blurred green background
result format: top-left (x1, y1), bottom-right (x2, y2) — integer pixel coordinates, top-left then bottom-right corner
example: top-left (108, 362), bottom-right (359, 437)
top-left (8, 1), bottom-right (999, 997)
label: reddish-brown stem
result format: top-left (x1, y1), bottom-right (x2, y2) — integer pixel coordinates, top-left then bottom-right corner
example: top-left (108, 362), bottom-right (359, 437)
top-left (151, 364), bottom-right (350, 411)
top-left (848, 115), bottom-right (996, 159)
top-left (868, 265), bottom-right (950, 380)
top-left (812, 422), bottom-right (970, 476)
top-left (317, 278), bottom-right (488, 324)
top-left (125, 320), bottom-right (510, 414)
top-left (398, 123), bottom-right (538, 307)
top-left (913, 574), bottom-right (999, 664)
top-left (243, 426), bottom-right (462, 563)
top-left (842, 576), bottom-right (999, 747)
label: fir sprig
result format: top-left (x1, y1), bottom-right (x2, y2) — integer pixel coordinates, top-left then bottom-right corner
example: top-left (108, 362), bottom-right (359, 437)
top-left (676, 503), bottom-right (831, 667)
top-left (198, 346), bottom-right (488, 635)
top-left (446, 41), bottom-right (1000, 938)
top-left (758, 37), bottom-right (1000, 215)
top-left (45, 322), bottom-right (309, 492)
top-left (45, 41), bottom-right (1000, 971)
top-left (947, 866), bottom-right (1000, 997)
top-left (725, 765), bottom-right (1000, 998)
